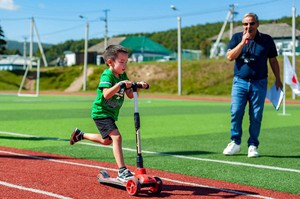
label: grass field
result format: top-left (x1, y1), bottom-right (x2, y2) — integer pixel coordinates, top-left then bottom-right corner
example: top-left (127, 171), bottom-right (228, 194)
top-left (0, 93), bottom-right (299, 195)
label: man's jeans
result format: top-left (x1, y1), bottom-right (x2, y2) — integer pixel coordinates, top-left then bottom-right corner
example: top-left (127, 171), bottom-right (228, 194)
top-left (230, 76), bottom-right (267, 147)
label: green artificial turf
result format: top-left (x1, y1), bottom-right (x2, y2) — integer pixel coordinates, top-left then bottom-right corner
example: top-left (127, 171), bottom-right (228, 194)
top-left (0, 94), bottom-right (299, 194)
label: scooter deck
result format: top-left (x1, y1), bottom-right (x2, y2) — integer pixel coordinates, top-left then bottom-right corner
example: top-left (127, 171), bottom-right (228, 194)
top-left (97, 170), bottom-right (126, 187)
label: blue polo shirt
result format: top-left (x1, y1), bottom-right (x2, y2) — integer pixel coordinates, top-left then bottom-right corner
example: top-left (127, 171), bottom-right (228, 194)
top-left (227, 30), bottom-right (277, 80)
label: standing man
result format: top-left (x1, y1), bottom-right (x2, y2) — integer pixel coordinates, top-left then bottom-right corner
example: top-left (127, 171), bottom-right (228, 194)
top-left (223, 13), bottom-right (282, 157)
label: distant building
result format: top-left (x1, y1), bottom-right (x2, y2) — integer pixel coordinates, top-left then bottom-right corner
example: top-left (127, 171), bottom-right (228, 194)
top-left (210, 23), bottom-right (300, 58)
top-left (88, 36), bottom-right (174, 64)
top-left (64, 51), bottom-right (76, 66)
top-left (0, 55), bottom-right (37, 71)
top-left (88, 37), bottom-right (126, 54)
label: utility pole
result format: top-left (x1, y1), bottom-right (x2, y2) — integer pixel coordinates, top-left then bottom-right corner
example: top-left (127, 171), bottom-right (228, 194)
top-left (177, 15), bottom-right (182, 96)
top-left (79, 15), bottom-right (89, 91)
top-left (30, 17), bottom-right (33, 69)
top-left (32, 18), bottom-right (48, 67)
top-left (210, 4), bottom-right (237, 58)
top-left (102, 9), bottom-right (110, 50)
top-left (229, 4), bottom-right (234, 39)
top-left (29, 17), bottom-right (48, 68)
top-left (23, 36), bottom-right (27, 70)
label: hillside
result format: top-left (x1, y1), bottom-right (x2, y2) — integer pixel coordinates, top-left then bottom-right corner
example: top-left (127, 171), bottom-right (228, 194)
top-left (1, 57), bottom-right (299, 99)
top-left (6, 40), bottom-right (53, 55)
top-left (0, 60), bottom-right (233, 95)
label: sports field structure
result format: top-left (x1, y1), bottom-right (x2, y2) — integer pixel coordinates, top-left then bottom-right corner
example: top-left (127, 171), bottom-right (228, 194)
top-left (0, 93), bottom-right (299, 198)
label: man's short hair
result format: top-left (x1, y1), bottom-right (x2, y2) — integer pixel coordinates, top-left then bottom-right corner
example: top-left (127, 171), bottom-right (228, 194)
top-left (242, 13), bottom-right (259, 23)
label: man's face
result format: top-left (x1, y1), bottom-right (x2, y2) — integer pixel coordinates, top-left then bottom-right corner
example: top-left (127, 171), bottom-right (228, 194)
top-left (242, 16), bottom-right (259, 38)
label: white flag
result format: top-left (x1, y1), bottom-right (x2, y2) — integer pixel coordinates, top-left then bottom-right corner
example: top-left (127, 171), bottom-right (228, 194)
top-left (284, 55), bottom-right (300, 95)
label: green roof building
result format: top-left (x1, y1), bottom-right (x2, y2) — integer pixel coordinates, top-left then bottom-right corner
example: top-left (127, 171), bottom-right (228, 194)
top-left (88, 36), bottom-right (173, 62)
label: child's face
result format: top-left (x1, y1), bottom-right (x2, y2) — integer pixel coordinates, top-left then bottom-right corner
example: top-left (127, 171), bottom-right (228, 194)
top-left (109, 52), bottom-right (128, 76)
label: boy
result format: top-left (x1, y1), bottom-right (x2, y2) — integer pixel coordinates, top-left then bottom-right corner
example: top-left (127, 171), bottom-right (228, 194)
top-left (70, 45), bottom-right (148, 182)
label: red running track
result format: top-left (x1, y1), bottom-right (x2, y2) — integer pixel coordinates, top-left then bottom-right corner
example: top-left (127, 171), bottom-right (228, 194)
top-left (0, 146), bottom-right (299, 199)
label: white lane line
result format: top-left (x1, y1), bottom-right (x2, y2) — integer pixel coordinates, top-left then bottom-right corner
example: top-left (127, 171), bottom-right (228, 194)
top-left (1, 131), bottom-right (299, 174)
top-left (0, 150), bottom-right (274, 199)
top-left (161, 177), bottom-right (274, 199)
top-left (0, 181), bottom-right (72, 199)
top-left (0, 131), bottom-right (34, 137)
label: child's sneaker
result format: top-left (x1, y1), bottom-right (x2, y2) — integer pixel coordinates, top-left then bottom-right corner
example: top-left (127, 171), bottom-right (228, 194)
top-left (117, 168), bottom-right (134, 182)
top-left (70, 128), bottom-right (84, 145)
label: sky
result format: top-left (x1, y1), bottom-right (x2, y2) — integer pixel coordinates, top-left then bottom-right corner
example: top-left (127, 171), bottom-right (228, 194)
top-left (0, 0), bottom-right (299, 45)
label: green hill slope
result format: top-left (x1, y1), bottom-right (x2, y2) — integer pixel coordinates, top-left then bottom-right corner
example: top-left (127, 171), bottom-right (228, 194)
top-left (6, 40), bottom-right (53, 55)
top-left (1, 57), bottom-right (299, 99)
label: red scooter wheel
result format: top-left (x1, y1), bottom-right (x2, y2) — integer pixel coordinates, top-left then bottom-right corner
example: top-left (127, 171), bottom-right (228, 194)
top-left (149, 177), bottom-right (163, 194)
top-left (126, 178), bottom-right (141, 196)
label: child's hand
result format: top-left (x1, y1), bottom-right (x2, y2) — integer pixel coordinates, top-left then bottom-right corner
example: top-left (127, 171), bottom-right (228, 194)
top-left (119, 80), bottom-right (132, 89)
top-left (122, 80), bottom-right (132, 89)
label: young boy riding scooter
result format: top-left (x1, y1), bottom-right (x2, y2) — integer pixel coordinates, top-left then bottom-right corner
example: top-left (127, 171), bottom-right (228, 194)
top-left (70, 44), bottom-right (148, 182)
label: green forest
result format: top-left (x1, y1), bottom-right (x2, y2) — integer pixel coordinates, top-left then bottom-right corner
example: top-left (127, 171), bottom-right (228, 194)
top-left (1, 16), bottom-right (300, 63)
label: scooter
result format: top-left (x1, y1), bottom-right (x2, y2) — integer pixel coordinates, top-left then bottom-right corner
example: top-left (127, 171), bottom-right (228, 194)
top-left (97, 82), bottom-right (163, 196)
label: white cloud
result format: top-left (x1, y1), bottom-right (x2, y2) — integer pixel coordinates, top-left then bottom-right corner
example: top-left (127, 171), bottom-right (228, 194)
top-left (0, 0), bottom-right (19, 11)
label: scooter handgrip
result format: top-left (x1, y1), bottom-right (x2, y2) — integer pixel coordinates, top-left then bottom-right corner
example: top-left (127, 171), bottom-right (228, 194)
top-left (136, 82), bottom-right (149, 89)
top-left (144, 84), bottom-right (149, 89)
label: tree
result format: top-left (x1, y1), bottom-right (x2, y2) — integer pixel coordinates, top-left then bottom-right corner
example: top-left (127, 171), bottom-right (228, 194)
top-left (0, 25), bottom-right (7, 54)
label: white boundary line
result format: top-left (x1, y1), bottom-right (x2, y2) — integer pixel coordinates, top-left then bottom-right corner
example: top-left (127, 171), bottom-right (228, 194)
top-left (82, 142), bottom-right (300, 173)
top-left (0, 149), bottom-right (273, 199)
top-left (0, 181), bottom-right (72, 199)
top-left (1, 131), bottom-right (300, 174)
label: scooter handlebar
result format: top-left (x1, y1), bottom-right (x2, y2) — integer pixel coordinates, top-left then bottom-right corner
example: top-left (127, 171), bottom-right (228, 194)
top-left (131, 82), bottom-right (149, 91)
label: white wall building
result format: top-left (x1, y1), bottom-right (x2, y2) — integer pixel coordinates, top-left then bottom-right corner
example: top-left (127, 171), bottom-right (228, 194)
top-left (64, 51), bottom-right (76, 66)
top-left (0, 55), bottom-right (37, 70)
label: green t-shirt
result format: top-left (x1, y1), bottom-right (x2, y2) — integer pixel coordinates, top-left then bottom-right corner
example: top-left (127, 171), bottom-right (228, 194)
top-left (91, 68), bottom-right (129, 121)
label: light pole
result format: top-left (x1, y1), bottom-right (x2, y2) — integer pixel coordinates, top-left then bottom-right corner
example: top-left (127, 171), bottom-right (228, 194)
top-left (79, 15), bottom-right (89, 91)
top-left (101, 9), bottom-right (110, 51)
top-left (171, 5), bottom-right (182, 95)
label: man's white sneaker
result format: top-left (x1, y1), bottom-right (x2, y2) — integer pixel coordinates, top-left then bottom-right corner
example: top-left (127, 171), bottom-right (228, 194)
top-left (223, 141), bottom-right (241, 155)
top-left (248, 145), bottom-right (259, 158)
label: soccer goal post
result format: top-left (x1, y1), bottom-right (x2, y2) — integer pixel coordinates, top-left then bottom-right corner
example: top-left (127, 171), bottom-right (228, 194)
top-left (18, 57), bottom-right (40, 97)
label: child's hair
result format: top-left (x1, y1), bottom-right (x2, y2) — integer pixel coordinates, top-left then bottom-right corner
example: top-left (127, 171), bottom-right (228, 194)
top-left (103, 45), bottom-right (128, 66)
